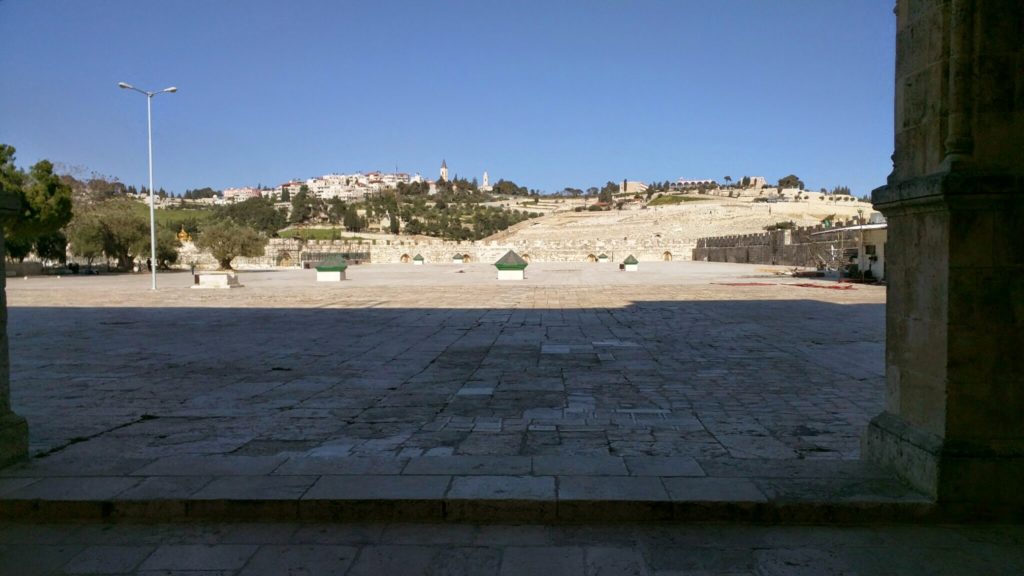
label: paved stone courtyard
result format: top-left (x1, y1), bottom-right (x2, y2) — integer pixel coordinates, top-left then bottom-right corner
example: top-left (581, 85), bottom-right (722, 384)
top-left (5, 262), bottom-right (1022, 573)
top-left (0, 262), bottom-right (908, 512)
top-left (0, 262), bottom-right (920, 522)
top-left (8, 262), bottom-right (884, 465)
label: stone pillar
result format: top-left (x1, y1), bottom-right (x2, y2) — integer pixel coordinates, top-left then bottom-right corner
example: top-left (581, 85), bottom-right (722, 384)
top-left (864, 0), bottom-right (1024, 506)
top-left (0, 190), bottom-right (28, 467)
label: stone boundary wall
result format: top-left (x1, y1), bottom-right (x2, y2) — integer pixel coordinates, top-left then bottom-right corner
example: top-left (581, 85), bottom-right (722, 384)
top-left (4, 262), bottom-right (44, 277)
top-left (692, 219), bottom-right (863, 267)
top-left (195, 237), bottom-right (698, 269)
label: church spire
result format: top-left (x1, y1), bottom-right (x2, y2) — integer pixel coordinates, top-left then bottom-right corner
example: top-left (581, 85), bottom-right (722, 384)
top-left (440, 159), bottom-right (449, 182)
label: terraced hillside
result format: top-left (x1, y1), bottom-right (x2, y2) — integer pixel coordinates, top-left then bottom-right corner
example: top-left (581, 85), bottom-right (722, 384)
top-left (486, 195), bottom-right (873, 251)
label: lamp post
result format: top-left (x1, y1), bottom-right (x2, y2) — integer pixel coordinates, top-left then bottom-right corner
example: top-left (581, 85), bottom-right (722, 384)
top-left (118, 82), bottom-right (177, 290)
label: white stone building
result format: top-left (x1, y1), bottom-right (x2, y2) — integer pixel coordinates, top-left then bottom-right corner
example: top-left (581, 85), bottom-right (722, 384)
top-left (672, 178), bottom-right (716, 190)
top-left (270, 171), bottom-right (415, 202)
top-left (222, 187), bottom-right (262, 202)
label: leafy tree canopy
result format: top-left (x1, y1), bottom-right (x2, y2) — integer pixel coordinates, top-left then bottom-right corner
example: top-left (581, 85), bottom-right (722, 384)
top-left (288, 187), bottom-right (323, 225)
top-left (777, 174), bottom-right (805, 190)
top-left (66, 198), bottom-right (179, 270)
top-left (598, 181), bottom-right (618, 203)
top-left (195, 221), bottom-right (266, 270)
top-left (490, 179), bottom-right (529, 196)
top-left (216, 197), bottom-right (287, 235)
top-left (183, 187), bottom-right (219, 200)
top-left (1, 145), bottom-right (74, 260)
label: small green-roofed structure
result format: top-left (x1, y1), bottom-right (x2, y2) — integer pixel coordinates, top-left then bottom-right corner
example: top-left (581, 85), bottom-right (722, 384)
top-left (413, 254), bottom-right (425, 265)
top-left (495, 250), bottom-right (528, 280)
top-left (598, 253), bottom-right (609, 263)
top-left (495, 250), bottom-right (528, 270)
top-left (315, 256), bottom-right (348, 281)
top-left (623, 254), bottom-right (639, 272)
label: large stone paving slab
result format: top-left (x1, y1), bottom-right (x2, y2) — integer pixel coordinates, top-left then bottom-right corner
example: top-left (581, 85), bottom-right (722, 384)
top-left (5, 263), bottom-right (885, 474)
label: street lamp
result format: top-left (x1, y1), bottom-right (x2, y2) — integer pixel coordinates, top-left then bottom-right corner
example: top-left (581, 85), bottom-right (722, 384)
top-left (118, 82), bottom-right (177, 290)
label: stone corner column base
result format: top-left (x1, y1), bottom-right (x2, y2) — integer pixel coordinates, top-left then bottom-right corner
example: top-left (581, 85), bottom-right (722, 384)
top-left (0, 412), bottom-right (28, 469)
top-left (865, 411), bottom-right (1024, 507)
top-left (863, 411), bottom-right (942, 498)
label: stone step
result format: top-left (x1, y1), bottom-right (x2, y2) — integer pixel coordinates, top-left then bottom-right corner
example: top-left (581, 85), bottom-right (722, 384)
top-left (12, 455), bottom-right (1011, 524)
top-left (0, 485), bottom-right (942, 522)
top-left (0, 463), bottom-right (950, 524)
top-left (1, 493), bottom-right (940, 525)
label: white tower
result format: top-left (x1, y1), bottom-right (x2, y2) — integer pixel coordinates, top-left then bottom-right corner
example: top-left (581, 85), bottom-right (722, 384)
top-left (482, 171), bottom-right (489, 188)
top-left (440, 159), bottom-right (449, 182)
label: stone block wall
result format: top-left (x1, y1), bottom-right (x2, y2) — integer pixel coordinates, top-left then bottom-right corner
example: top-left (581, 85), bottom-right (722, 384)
top-left (214, 236), bottom-right (697, 269)
top-left (692, 219), bottom-right (863, 267)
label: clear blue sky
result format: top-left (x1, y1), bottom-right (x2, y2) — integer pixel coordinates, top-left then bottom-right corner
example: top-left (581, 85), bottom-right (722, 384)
top-left (0, 1), bottom-right (895, 196)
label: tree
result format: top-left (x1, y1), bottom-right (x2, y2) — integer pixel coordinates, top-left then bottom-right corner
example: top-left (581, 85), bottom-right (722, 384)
top-left (67, 198), bottom-right (147, 270)
top-left (777, 174), bottom-right (805, 190)
top-left (183, 187), bottom-right (219, 200)
top-left (404, 218), bottom-right (423, 236)
top-left (289, 186), bottom-right (320, 225)
top-left (343, 206), bottom-right (363, 232)
top-left (325, 198), bottom-right (347, 224)
top-left (1, 145), bottom-right (73, 260)
top-left (65, 210), bottom-right (105, 267)
top-left (491, 179), bottom-right (529, 196)
top-left (280, 188), bottom-right (291, 202)
top-left (195, 221), bottom-right (266, 270)
top-left (599, 181), bottom-right (618, 204)
top-left (34, 232), bottom-right (67, 263)
top-left (154, 227), bottom-right (181, 269)
top-left (724, 176), bottom-right (733, 185)
top-left (217, 197), bottom-right (286, 235)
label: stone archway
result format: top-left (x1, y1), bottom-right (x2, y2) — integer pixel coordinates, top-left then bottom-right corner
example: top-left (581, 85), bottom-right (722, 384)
top-left (462, 254), bottom-right (472, 263)
top-left (276, 251), bottom-right (293, 267)
top-left (662, 251), bottom-right (673, 261)
top-left (521, 254), bottom-right (531, 263)
top-left (400, 254), bottom-right (410, 263)
top-left (586, 254), bottom-right (597, 263)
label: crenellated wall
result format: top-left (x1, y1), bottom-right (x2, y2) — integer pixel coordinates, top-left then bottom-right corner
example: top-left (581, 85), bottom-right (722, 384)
top-left (179, 236), bottom-right (697, 270)
top-left (692, 219), bottom-right (864, 267)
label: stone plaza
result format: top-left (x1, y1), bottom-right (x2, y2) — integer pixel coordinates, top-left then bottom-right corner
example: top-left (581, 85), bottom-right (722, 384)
top-left (0, 261), bottom-right (934, 524)
top-left (6, 263), bottom-right (887, 474)
top-left (2, 262), bottom-right (1022, 573)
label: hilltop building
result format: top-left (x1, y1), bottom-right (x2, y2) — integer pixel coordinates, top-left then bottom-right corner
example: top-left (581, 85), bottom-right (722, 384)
top-left (620, 180), bottom-right (649, 194)
top-left (272, 171), bottom-right (416, 202)
top-left (437, 160), bottom-right (493, 193)
top-left (673, 179), bottom-right (716, 189)
top-left (222, 187), bottom-right (262, 202)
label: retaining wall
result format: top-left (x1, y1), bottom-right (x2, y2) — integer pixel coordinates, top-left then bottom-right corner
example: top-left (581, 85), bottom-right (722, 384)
top-left (179, 236), bottom-right (697, 270)
top-left (692, 219), bottom-right (863, 267)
